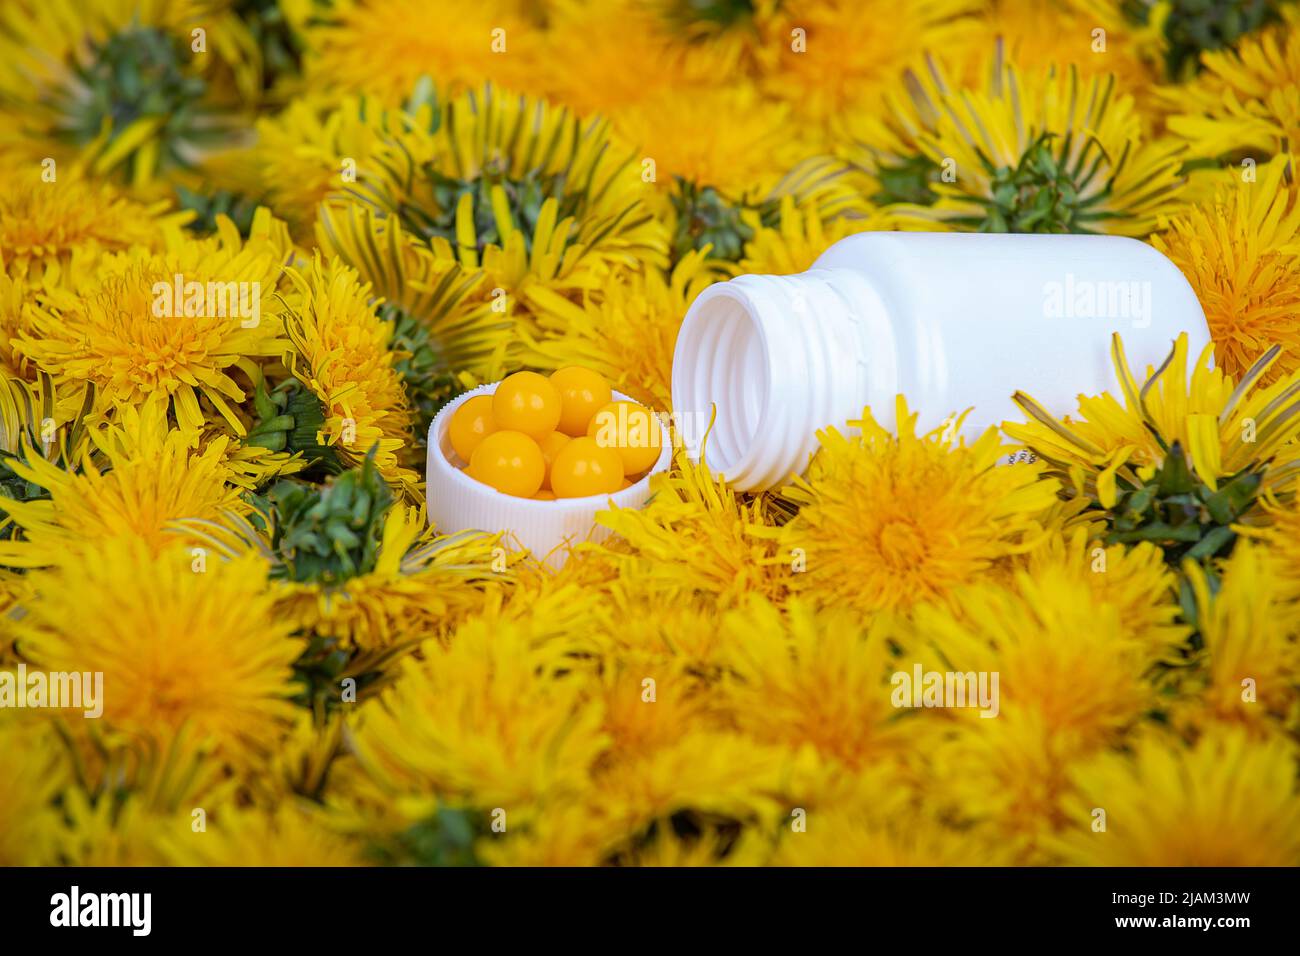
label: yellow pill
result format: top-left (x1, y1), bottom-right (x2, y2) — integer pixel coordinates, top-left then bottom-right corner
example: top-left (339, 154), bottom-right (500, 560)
top-left (587, 401), bottom-right (663, 476)
top-left (550, 436), bottom-right (624, 498)
top-left (537, 430), bottom-right (572, 490)
top-left (492, 371), bottom-right (562, 440)
top-left (550, 366), bottom-right (613, 437)
top-left (467, 430), bottom-right (545, 498)
top-left (447, 394), bottom-right (496, 463)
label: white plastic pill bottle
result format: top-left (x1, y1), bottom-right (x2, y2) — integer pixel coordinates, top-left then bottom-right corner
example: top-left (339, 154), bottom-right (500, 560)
top-left (671, 232), bottom-right (1211, 492)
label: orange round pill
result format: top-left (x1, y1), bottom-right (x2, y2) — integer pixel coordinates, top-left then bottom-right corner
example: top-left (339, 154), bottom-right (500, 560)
top-left (536, 430), bottom-right (572, 490)
top-left (550, 366), bottom-right (613, 437)
top-left (587, 401), bottom-right (663, 476)
top-left (467, 430), bottom-right (545, 498)
top-left (550, 436), bottom-right (624, 498)
top-left (492, 371), bottom-right (562, 440)
top-left (447, 394), bottom-right (496, 463)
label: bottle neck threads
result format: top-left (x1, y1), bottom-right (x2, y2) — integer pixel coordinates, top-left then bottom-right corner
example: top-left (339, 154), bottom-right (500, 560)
top-left (672, 268), bottom-right (887, 491)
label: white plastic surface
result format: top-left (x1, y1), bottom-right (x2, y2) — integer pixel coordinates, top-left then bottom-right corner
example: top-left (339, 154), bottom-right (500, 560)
top-left (672, 232), bottom-right (1211, 491)
top-left (426, 382), bottom-right (672, 567)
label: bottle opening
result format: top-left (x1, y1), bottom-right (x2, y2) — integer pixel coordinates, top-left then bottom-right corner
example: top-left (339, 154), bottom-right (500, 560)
top-left (673, 285), bottom-right (771, 477)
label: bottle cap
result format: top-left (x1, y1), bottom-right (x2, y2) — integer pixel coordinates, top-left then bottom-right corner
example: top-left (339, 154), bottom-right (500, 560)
top-left (426, 382), bottom-right (672, 567)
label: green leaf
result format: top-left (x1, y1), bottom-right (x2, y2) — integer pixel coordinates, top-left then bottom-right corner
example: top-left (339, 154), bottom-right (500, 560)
top-left (1185, 524), bottom-right (1236, 560)
top-left (1156, 443), bottom-right (1196, 495)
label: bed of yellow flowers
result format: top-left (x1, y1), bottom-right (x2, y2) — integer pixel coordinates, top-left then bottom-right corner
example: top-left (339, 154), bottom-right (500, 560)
top-left (2, 0), bottom-right (1300, 867)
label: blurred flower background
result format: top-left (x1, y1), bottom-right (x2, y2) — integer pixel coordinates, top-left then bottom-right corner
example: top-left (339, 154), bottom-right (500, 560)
top-left (1, 0), bottom-right (1300, 866)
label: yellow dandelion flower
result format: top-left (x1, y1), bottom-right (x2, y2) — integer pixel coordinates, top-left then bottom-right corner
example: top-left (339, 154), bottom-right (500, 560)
top-left (14, 536), bottom-right (302, 773)
top-left (760, 0), bottom-right (980, 135)
top-left (282, 255), bottom-right (419, 493)
top-left (592, 731), bottom-right (788, 837)
top-left (772, 397), bottom-right (1057, 616)
top-left (521, 249), bottom-right (718, 409)
top-left (17, 211), bottom-right (293, 433)
top-left (1007, 332), bottom-right (1300, 563)
top-left (925, 63), bottom-right (1186, 235)
top-left (1023, 528), bottom-right (1187, 658)
top-left (351, 616), bottom-right (609, 813)
top-left (597, 665), bottom-right (712, 765)
top-left (613, 824), bottom-right (770, 867)
top-left (469, 576), bottom-right (610, 666)
top-left (249, 95), bottom-right (386, 241)
top-left (771, 808), bottom-right (1017, 866)
top-left (854, 53), bottom-right (1187, 234)
top-left (1164, 7), bottom-right (1300, 157)
top-left (0, 370), bottom-right (96, 538)
top-left (909, 541), bottom-right (1181, 852)
top-left (0, 716), bottom-right (70, 866)
top-left (658, 154), bottom-right (869, 265)
top-left (648, 0), bottom-right (782, 77)
top-left (561, 19), bottom-right (873, 268)
top-left (316, 203), bottom-right (511, 448)
top-left (341, 86), bottom-right (666, 332)
top-left (255, 711), bottom-right (349, 806)
top-left (52, 768), bottom-right (235, 866)
top-left (539, 0), bottom-right (753, 117)
top-left (595, 452), bottom-right (788, 609)
top-left (540, 1), bottom-right (680, 117)
top-left (546, 563), bottom-right (741, 676)
top-left (922, 709), bottom-right (1087, 859)
top-left (1137, 0), bottom-right (1290, 81)
top-left (1179, 541), bottom-right (1300, 730)
top-left (768, 745), bottom-right (920, 820)
top-left (1151, 154), bottom-right (1300, 383)
top-left (0, 0), bottom-right (250, 190)
top-left (969, 1), bottom-right (1160, 95)
top-left (737, 194), bottom-right (895, 276)
top-left (75, 808), bottom-right (187, 866)
top-left (274, 509), bottom-right (508, 661)
top-left (912, 570), bottom-right (1173, 745)
top-left (0, 569), bottom-right (26, 654)
top-left (1052, 724), bottom-right (1300, 865)
top-left (0, 397), bottom-right (245, 568)
top-left (1249, 494), bottom-right (1300, 605)
top-left (158, 803), bottom-right (369, 866)
top-left (51, 789), bottom-right (176, 867)
top-left (476, 798), bottom-right (632, 867)
top-left (720, 597), bottom-right (904, 771)
top-left (301, 0), bottom-right (541, 105)
top-left (1009, 333), bottom-right (1299, 486)
top-left (0, 166), bottom-right (187, 285)
top-left (612, 84), bottom-right (811, 195)
top-left (184, 459), bottom-right (508, 664)
top-left (215, 423), bottom-right (309, 491)
top-left (0, 275), bottom-right (32, 378)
